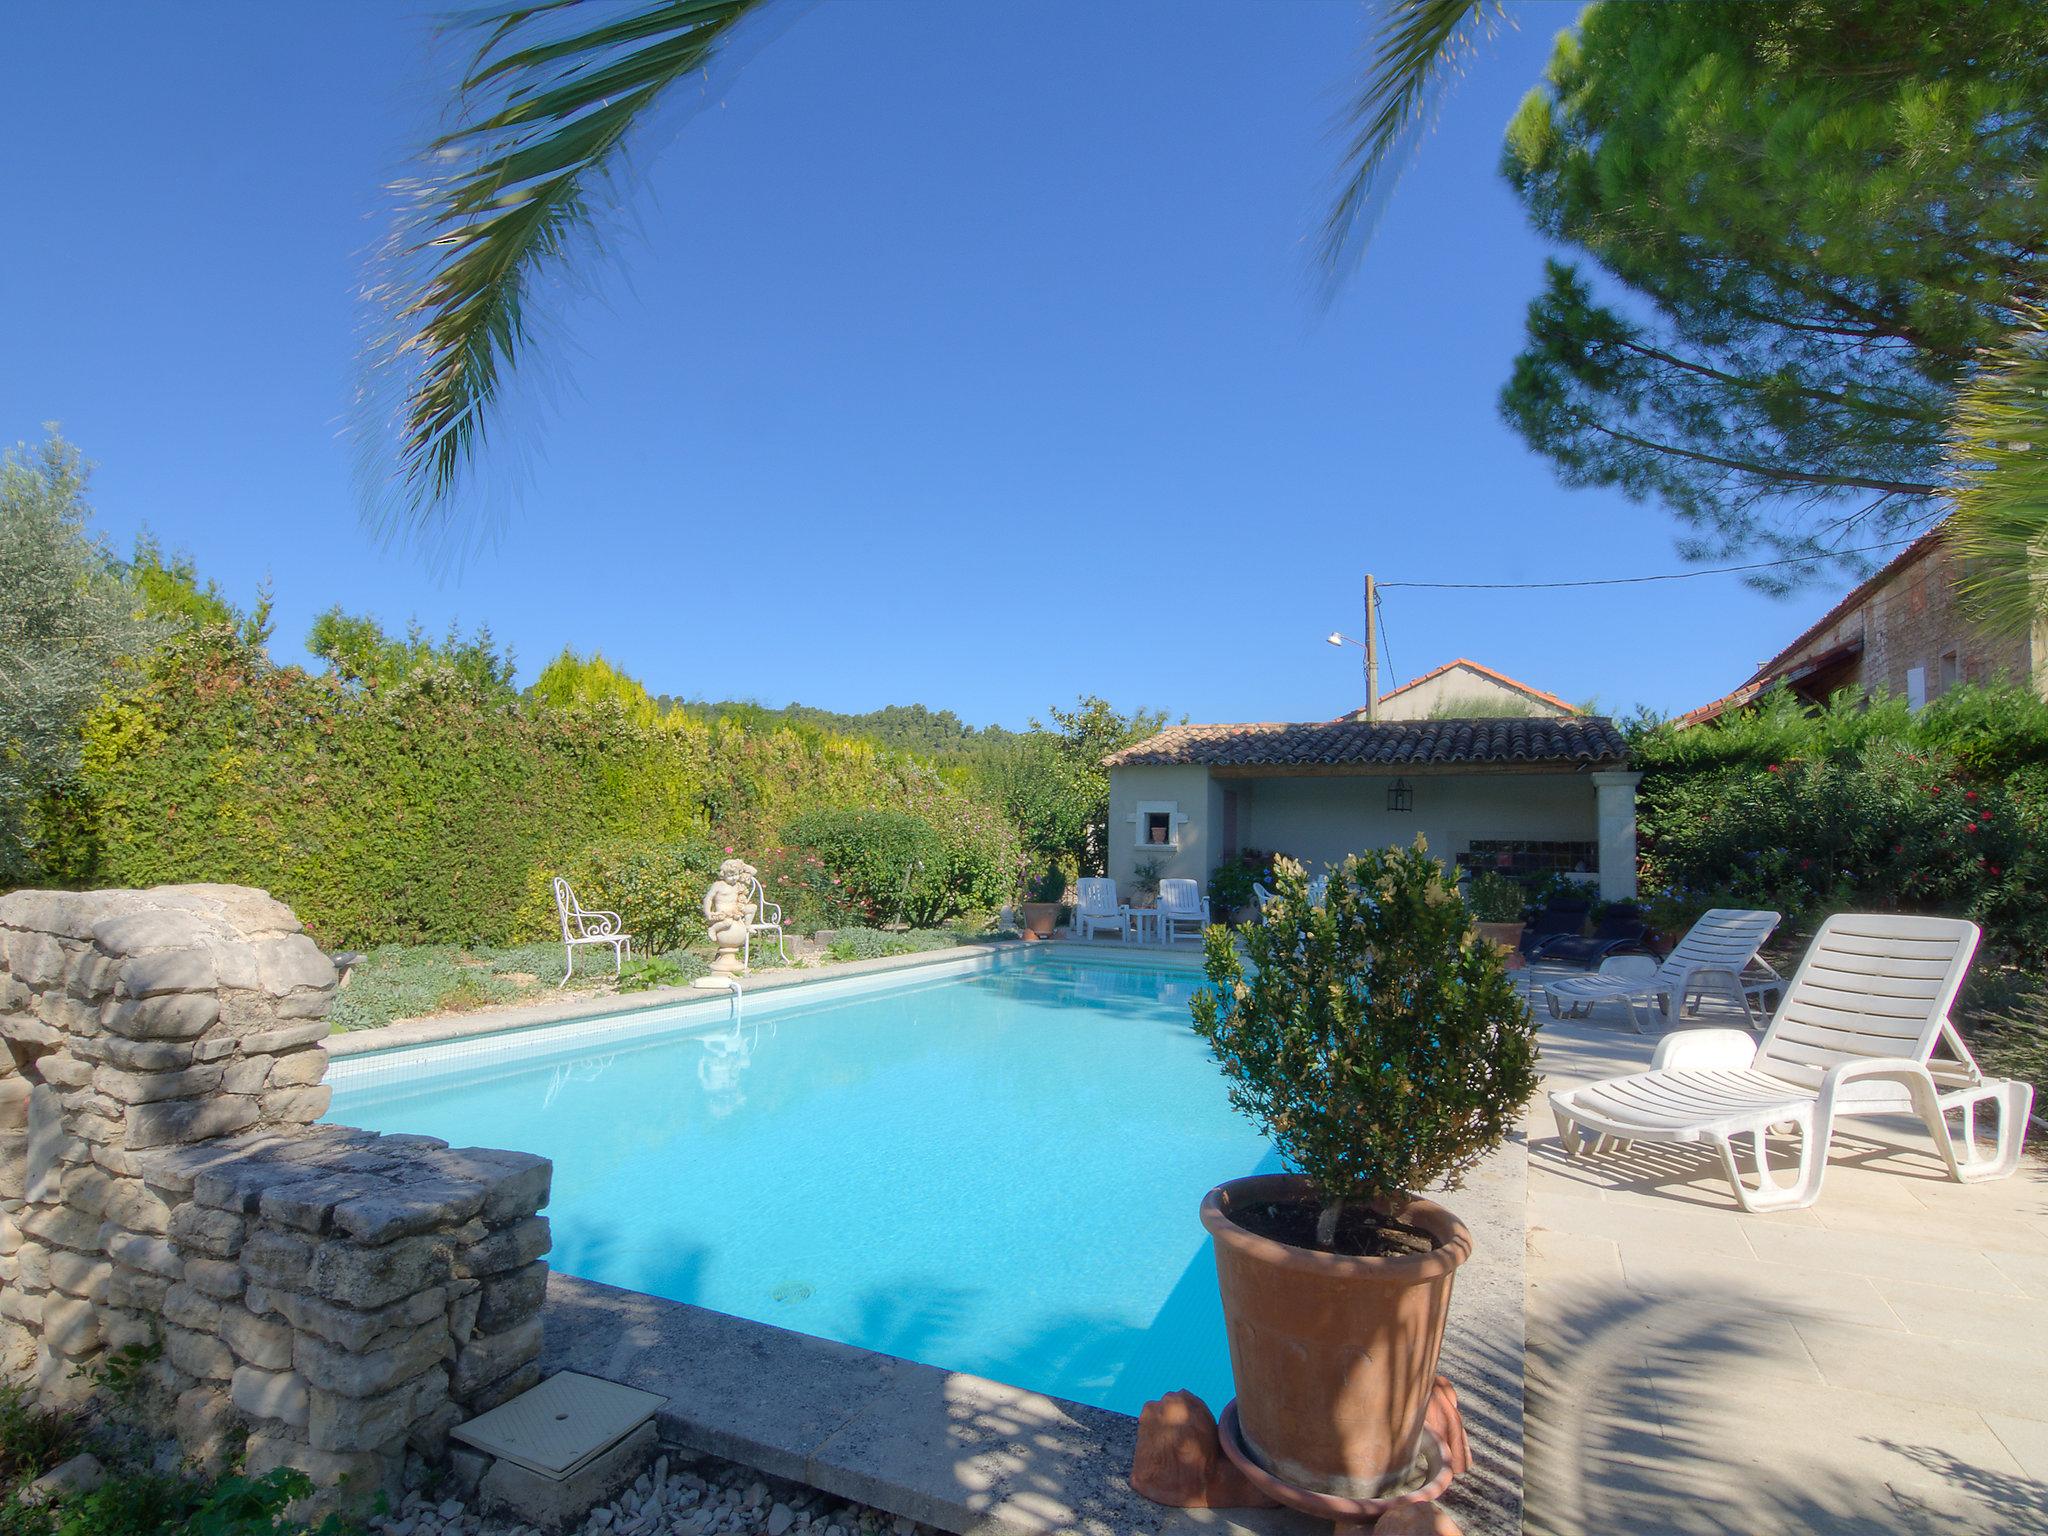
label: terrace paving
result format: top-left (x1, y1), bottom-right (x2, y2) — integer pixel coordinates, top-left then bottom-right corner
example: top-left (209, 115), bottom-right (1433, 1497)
top-left (1519, 968), bottom-right (2048, 1536)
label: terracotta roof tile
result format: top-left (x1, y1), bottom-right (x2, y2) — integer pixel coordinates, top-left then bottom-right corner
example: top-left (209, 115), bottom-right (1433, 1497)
top-left (1104, 716), bottom-right (1629, 769)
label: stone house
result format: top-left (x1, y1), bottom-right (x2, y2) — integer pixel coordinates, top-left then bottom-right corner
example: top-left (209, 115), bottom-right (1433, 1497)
top-left (1681, 522), bottom-right (2048, 725)
top-left (1345, 658), bottom-right (1577, 721)
top-left (1104, 714), bottom-right (1641, 901)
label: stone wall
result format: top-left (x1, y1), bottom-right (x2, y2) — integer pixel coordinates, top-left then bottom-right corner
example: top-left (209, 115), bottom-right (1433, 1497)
top-left (0, 885), bottom-right (551, 1502)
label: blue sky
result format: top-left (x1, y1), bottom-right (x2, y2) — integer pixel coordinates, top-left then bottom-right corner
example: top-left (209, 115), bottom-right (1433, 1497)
top-left (5, 1), bottom-right (1855, 728)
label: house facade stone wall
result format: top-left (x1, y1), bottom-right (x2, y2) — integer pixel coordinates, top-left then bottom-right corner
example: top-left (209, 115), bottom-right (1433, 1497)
top-left (0, 884), bottom-right (550, 1503)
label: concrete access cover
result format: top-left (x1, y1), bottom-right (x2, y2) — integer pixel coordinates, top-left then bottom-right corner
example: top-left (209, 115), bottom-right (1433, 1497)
top-left (451, 1371), bottom-right (667, 1479)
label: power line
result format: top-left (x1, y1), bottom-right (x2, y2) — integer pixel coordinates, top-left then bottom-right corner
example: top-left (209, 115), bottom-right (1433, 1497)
top-left (1372, 587), bottom-right (1396, 694)
top-left (1376, 537), bottom-right (1919, 592)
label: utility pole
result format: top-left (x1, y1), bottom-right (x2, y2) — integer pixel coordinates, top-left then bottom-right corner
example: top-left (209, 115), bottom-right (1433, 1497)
top-left (1364, 572), bottom-right (1379, 721)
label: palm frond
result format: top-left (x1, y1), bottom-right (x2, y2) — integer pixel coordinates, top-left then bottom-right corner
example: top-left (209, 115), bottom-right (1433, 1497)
top-left (1315, 0), bottom-right (1502, 291)
top-left (1949, 306), bottom-right (2048, 639)
top-left (358, 0), bottom-right (775, 553)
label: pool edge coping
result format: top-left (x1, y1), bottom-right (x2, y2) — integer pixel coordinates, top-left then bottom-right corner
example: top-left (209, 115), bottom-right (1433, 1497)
top-left (325, 939), bottom-right (1210, 1059)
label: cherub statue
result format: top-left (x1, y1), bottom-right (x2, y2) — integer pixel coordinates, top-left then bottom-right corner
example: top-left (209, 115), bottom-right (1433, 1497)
top-left (701, 857), bottom-right (759, 975)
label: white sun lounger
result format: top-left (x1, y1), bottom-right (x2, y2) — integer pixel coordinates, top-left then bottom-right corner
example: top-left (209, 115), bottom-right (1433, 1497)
top-left (1542, 908), bottom-right (1781, 1032)
top-left (1549, 913), bottom-right (2033, 1212)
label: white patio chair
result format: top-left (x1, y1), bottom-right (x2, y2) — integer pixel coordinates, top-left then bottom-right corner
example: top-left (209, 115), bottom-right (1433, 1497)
top-left (551, 876), bottom-right (632, 987)
top-left (1250, 881), bottom-right (1275, 914)
top-left (1157, 879), bottom-right (1211, 944)
top-left (745, 873), bottom-right (789, 967)
top-left (1541, 908), bottom-right (1781, 1033)
top-left (1549, 913), bottom-right (2032, 1213)
top-left (1075, 878), bottom-right (1132, 942)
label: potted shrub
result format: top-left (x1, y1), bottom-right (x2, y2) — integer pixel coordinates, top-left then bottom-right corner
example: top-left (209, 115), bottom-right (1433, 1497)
top-left (1465, 869), bottom-right (1528, 954)
top-left (1190, 842), bottom-right (1538, 1498)
top-left (1017, 864), bottom-right (1066, 941)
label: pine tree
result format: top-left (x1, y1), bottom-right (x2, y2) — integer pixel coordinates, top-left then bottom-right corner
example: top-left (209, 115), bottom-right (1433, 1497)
top-left (1499, 0), bottom-right (2048, 585)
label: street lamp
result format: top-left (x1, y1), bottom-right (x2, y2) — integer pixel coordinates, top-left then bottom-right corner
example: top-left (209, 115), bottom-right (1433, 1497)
top-left (1326, 629), bottom-right (1377, 720)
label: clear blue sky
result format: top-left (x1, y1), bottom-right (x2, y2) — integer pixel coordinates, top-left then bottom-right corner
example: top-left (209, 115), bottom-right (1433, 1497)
top-left (5, 1), bottom-right (1853, 728)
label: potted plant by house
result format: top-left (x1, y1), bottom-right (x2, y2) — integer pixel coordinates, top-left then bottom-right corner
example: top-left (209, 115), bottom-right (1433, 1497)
top-left (1465, 869), bottom-right (1528, 955)
top-left (1190, 843), bottom-right (1537, 1499)
top-left (1016, 864), bottom-right (1066, 941)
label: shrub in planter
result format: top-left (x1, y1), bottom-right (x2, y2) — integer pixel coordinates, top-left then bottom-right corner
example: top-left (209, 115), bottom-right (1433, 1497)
top-left (1190, 841), bottom-right (1539, 1497)
top-left (1208, 847), bottom-right (1278, 921)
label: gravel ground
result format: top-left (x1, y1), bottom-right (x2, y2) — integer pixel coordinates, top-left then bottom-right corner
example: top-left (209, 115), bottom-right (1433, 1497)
top-left (388, 1446), bottom-right (933, 1536)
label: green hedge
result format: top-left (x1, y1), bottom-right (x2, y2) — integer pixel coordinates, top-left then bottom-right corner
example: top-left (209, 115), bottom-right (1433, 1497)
top-left (53, 632), bottom-right (1011, 948)
top-left (1635, 688), bottom-right (2048, 970)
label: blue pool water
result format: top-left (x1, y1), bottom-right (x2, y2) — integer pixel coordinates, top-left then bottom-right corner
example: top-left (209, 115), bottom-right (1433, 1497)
top-left (325, 953), bottom-right (1279, 1416)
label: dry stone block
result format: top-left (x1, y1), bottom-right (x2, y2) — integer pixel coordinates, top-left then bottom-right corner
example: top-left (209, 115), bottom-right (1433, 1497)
top-left (331, 1178), bottom-right (486, 1245)
top-left (91, 908), bottom-right (223, 959)
top-left (266, 1050), bottom-right (327, 1089)
top-left (253, 937), bottom-right (336, 998)
top-left (459, 1216), bottom-right (551, 1278)
top-left (46, 1250), bottom-right (110, 1302)
top-left (240, 1228), bottom-right (315, 1290)
top-left (231, 1365), bottom-right (311, 1428)
top-left (295, 1325), bottom-right (449, 1399)
top-left (221, 1306), bottom-right (294, 1371)
top-left (184, 1256), bottom-right (246, 1299)
top-left (305, 1232), bottom-right (452, 1309)
top-left (81, 1037), bottom-right (195, 1072)
top-left (257, 1283), bottom-right (447, 1354)
top-left (165, 1323), bottom-right (234, 1382)
top-left (114, 950), bottom-right (219, 1002)
top-left (42, 1296), bottom-right (100, 1358)
top-left (0, 1289), bottom-right (42, 1327)
top-left (308, 1381), bottom-right (421, 1453)
top-left (466, 1358), bottom-right (543, 1415)
top-left (261, 1086), bottom-right (331, 1124)
top-left (243, 1431), bottom-right (394, 1507)
top-left (164, 1283), bottom-right (224, 1332)
top-left (242, 1018), bottom-right (330, 1054)
top-left (125, 1095), bottom-right (257, 1150)
top-left (36, 1056), bottom-right (92, 1091)
top-left (93, 1064), bottom-right (223, 1105)
top-left (221, 1057), bottom-right (272, 1095)
top-left (168, 1203), bottom-right (245, 1257)
top-left (107, 1268), bottom-right (171, 1312)
top-left (452, 1315), bottom-right (543, 1396)
top-left (0, 1078), bottom-right (29, 1130)
top-left (22, 1204), bottom-right (100, 1250)
top-left (105, 1229), bottom-right (185, 1279)
top-left (476, 1261), bottom-right (548, 1334)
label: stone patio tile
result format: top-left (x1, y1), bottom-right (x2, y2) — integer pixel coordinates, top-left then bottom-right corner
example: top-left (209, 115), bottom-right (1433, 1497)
top-left (1792, 1316), bottom-right (2048, 1423)
top-left (1986, 1247), bottom-right (2048, 1298)
top-left (1875, 1277), bottom-right (2048, 1352)
top-left (1814, 1200), bottom-right (2048, 1257)
top-left (1985, 1412), bottom-right (2048, 1481)
top-left (1640, 1372), bottom-right (2033, 1534)
top-left (1527, 1189), bottom-right (1755, 1259)
top-left (1617, 1247), bottom-right (1903, 1330)
top-left (1740, 1221), bottom-right (2027, 1294)
top-left (1523, 1226), bottom-right (1625, 1286)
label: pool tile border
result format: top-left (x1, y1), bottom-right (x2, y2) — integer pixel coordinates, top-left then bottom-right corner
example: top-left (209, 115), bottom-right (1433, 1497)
top-left (326, 939), bottom-right (1208, 1060)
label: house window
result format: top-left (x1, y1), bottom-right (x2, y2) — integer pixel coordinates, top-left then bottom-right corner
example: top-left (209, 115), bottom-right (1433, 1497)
top-left (1939, 649), bottom-right (1961, 693)
top-left (1136, 801), bottom-right (1180, 850)
top-left (1460, 840), bottom-right (1597, 877)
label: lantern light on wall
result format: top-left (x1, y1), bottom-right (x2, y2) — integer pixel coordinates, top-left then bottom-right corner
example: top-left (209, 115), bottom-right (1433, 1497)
top-left (1387, 776), bottom-right (1414, 812)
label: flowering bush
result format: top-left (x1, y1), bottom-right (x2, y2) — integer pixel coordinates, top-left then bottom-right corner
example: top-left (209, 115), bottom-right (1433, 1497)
top-left (1638, 744), bottom-right (2048, 966)
top-left (1207, 847), bottom-right (1280, 920)
top-left (784, 800), bottom-right (1017, 926)
top-left (531, 838), bottom-right (720, 954)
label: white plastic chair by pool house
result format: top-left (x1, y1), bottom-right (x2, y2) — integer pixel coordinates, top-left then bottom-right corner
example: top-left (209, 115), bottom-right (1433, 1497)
top-left (1075, 878), bottom-right (1132, 942)
top-left (551, 876), bottom-right (633, 987)
top-left (1542, 908), bottom-right (1781, 1033)
top-left (1157, 879), bottom-right (1210, 944)
top-left (1548, 913), bottom-right (2033, 1212)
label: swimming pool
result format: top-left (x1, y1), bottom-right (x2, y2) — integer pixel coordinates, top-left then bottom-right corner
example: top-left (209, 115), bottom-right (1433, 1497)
top-left (325, 950), bottom-right (1279, 1417)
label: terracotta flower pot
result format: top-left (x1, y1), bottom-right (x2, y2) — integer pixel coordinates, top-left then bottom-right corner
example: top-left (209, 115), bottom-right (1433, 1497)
top-left (1200, 1174), bottom-right (1471, 1499)
top-left (1018, 902), bottom-right (1060, 940)
top-left (1474, 920), bottom-right (1525, 954)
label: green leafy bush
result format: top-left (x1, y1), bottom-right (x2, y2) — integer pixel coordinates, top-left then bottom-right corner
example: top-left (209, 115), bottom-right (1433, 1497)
top-left (1207, 848), bottom-right (1278, 920)
top-left (1465, 870), bottom-right (1526, 923)
top-left (617, 952), bottom-right (706, 992)
top-left (1639, 745), bottom-right (2048, 967)
top-left (48, 632), bottom-right (1007, 949)
top-left (1191, 842), bottom-right (1539, 1242)
top-left (785, 802), bottom-right (1016, 927)
top-left (532, 839), bottom-right (718, 954)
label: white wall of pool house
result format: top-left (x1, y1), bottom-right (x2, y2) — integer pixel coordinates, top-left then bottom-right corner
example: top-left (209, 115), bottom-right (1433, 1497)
top-left (1107, 764), bottom-right (1642, 902)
